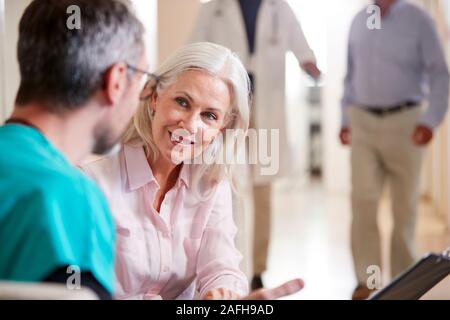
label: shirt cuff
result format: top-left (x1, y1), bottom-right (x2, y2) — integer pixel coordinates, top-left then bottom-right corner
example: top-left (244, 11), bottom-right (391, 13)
top-left (299, 50), bottom-right (317, 65)
top-left (341, 105), bottom-right (350, 128)
top-left (419, 113), bottom-right (439, 130)
top-left (199, 274), bottom-right (249, 299)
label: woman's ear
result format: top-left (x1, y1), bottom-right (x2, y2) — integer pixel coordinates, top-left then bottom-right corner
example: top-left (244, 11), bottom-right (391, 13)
top-left (140, 77), bottom-right (158, 101)
top-left (223, 111), bottom-right (236, 129)
top-left (149, 90), bottom-right (158, 114)
top-left (150, 90), bottom-right (158, 105)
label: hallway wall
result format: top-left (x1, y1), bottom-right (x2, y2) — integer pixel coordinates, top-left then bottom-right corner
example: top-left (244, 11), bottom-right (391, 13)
top-left (157, 0), bottom-right (200, 65)
top-left (322, 0), bottom-right (368, 194)
top-left (412, 0), bottom-right (450, 230)
top-left (1, 0), bottom-right (31, 122)
top-left (0, 0), bottom-right (157, 122)
top-left (0, 0), bottom-right (5, 121)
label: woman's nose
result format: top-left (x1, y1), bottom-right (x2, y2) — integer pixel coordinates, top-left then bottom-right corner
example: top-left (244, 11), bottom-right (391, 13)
top-left (179, 114), bottom-right (202, 135)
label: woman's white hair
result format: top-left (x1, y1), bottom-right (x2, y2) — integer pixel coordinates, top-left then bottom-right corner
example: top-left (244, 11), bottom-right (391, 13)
top-left (122, 42), bottom-right (251, 200)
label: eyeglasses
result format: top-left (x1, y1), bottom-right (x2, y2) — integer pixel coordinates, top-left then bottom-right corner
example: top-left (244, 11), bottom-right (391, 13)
top-left (127, 64), bottom-right (160, 100)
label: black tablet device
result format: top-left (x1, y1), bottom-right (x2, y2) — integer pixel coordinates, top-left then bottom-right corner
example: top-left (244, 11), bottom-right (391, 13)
top-left (370, 251), bottom-right (450, 300)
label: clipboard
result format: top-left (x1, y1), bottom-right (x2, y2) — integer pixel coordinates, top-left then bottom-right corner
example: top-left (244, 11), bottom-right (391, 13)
top-left (370, 248), bottom-right (450, 300)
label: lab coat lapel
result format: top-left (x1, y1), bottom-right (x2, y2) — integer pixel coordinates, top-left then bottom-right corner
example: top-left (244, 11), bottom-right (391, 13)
top-left (227, 0), bottom-right (250, 61)
top-left (254, 0), bottom-right (272, 56)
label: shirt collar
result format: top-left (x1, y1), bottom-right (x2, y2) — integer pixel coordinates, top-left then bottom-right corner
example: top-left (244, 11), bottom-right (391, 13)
top-left (123, 144), bottom-right (156, 191)
top-left (178, 163), bottom-right (191, 188)
top-left (123, 144), bottom-right (190, 191)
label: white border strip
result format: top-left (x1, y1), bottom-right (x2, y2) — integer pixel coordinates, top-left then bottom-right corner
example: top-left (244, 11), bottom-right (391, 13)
top-left (0, 0), bottom-right (5, 122)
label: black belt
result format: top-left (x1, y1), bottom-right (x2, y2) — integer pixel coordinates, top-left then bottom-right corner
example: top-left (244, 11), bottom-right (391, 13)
top-left (364, 101), bottom-right (420, 117)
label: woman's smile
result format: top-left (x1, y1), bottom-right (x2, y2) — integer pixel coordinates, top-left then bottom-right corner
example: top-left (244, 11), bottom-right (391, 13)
top-left (168, 130), bottom-right (196, 147)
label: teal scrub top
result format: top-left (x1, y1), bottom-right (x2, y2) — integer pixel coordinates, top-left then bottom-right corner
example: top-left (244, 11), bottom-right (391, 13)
top-left (0, 124), bottom-right (115, 293)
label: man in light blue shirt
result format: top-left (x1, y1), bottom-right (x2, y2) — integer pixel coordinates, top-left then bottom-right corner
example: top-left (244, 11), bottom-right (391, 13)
top-left (340, 0), bottom-right (449, 300)
top-left (0, 0), bottom-right (151, 299)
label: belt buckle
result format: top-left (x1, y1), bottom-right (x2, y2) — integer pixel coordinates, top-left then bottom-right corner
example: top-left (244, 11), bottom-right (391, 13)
top-left (366, 107), bottom-right (383, 117)
top-left (377, 108), bottom-right (387, 117)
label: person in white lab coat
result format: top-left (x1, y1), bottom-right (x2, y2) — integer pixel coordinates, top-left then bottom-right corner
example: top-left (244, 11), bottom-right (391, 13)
top-left (190, 0), bottom-right (320, 290)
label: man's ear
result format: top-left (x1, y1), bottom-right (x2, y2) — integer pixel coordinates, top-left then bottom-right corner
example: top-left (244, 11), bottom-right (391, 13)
top-left (103, 62), bottom-right (128, 107)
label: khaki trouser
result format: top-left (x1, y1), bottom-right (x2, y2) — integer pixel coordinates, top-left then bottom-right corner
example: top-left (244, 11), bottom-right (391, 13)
top-left (248, 94), bottom-right (272, 276)
top-left (252, 183), bottom-right (271, 275)
top-left (348, 106), bottom-right (424, 285)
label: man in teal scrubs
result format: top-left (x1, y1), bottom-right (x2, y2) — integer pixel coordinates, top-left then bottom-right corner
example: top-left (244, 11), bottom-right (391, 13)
top-left (0, 0), bottom-right (150, 299)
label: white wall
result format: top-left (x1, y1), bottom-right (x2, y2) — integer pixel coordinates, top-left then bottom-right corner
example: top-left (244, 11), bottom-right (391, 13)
top-left (285, 0), bottom-right (369, 195)
top-left (285, 0), bottom-right (327, 179)
top-left (0, 0), bottom-right (157, 122)
top-left (132, 0), bottom-right (158, 70)
top-left (157, 0), bottom-right (200, 64)
top-left (1, 0), bottom-right (30, 121)
top-left (322, 0), bottom-right (368, 194)
top-left (0, 0), bottom-right (5, 122)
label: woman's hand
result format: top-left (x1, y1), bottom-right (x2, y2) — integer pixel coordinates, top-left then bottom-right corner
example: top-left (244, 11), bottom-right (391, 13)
top-left (203, 288), bottom-right (241, 300)
top-left (242, 279), bottom-right (304, 300)
top-left (203, 279), bottom-right (304, 300)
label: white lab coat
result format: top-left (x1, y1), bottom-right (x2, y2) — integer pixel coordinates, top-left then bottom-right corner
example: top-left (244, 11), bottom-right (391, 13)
top-left (191, 0), bottom-right (316, 184)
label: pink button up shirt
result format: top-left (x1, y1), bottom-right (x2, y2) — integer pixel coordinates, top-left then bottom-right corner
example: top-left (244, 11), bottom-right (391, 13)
top-left (80, 144), bottom-right (248, 299)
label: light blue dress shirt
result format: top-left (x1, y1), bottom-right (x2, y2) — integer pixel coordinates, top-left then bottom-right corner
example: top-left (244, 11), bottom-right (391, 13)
top-left (342, 0), bottom-right (449, 129)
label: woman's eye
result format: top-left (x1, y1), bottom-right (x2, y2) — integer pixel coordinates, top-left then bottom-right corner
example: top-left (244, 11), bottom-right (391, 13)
top-left (175, 97), bottom-right (189, 108)
top-left (203, 112), bottom-right (218, 121)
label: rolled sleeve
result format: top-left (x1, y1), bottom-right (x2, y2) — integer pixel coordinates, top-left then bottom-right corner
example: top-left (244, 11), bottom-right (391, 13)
top-left (418, 15), bottom-right (450, 129)
top-left (341, 18), bottom-right (358, 129)
top-left (283, 1), bottom-right (316, 64)
top-left (196, 181), bottom-right (249, 298)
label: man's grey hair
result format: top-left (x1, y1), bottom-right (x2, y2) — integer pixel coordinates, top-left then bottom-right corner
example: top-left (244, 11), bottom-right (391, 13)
top-left (15, 0), bottom-right (145, 112)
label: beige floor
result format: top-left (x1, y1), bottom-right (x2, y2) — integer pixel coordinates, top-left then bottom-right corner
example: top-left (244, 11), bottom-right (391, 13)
top-left (261, 179), bottom-right (450, 300)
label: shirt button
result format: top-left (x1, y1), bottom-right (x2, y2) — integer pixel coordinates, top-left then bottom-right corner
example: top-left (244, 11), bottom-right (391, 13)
top-left (162, 266), bottom-right (170, 273)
